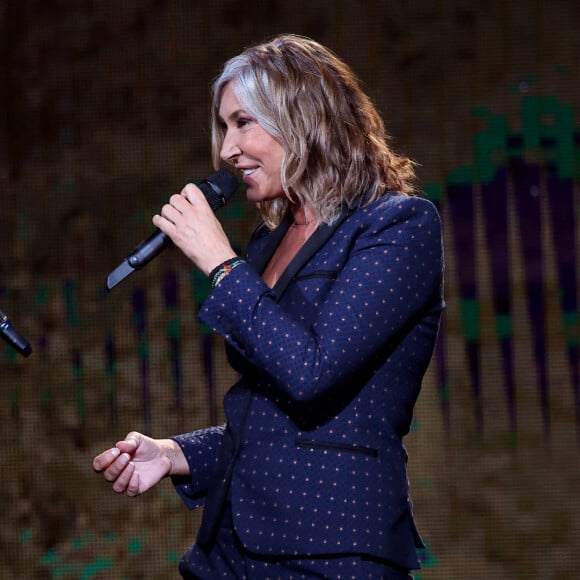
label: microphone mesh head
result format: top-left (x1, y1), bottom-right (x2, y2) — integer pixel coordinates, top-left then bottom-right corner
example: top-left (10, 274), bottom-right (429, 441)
top-left (210, 169), bottom-right (239, 198)
top-left (201, 169), bottom-right (239, 210)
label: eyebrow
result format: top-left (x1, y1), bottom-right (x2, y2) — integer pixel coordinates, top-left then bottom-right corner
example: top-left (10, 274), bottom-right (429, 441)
top-left (217, 108), bottom-right (248, 124)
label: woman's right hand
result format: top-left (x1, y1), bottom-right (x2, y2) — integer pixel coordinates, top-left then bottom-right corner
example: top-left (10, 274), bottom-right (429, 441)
top-left (92, 431), bottom-right (188, 497)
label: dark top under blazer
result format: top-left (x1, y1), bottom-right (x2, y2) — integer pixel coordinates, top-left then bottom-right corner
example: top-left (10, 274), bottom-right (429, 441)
top-left (172, 191), bottom-right (444, 570)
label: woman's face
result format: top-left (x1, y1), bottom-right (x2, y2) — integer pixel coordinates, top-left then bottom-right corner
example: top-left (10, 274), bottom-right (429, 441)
top-left (218, 83), bottom-right (285, 203)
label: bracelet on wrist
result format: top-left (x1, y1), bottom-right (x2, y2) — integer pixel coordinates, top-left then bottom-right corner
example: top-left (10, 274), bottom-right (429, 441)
top-left (209, 257), bottom-right (245, 288)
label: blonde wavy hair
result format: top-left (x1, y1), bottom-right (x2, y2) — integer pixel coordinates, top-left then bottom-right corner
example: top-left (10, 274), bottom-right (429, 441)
top-left (211, 34), bottom-right (416, 228)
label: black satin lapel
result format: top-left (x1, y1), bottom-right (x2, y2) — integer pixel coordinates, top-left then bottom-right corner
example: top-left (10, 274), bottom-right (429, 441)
top-left (273, 210), bottom-right (351, 301)
top-left (247, 218), bottom-right (291, 274)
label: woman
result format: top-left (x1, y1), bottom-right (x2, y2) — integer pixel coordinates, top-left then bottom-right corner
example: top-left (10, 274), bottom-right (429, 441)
top-left (93, 34), bottom-right (444, 579)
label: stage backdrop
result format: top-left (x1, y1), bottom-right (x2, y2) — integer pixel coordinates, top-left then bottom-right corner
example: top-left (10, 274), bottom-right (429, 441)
top-left (1, 1), bottom-right (579, 578)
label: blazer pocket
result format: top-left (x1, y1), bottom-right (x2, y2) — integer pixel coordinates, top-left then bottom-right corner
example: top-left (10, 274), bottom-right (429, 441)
top-left (295, 438), bottom-right (379, 458)
top-left (293, 270), bottom-right (338, 283)
top-left (291, 270), bottom-right (339, 306)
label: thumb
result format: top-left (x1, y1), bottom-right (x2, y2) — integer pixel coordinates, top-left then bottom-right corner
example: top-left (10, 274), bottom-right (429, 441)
top-left (116, 432), bottom-right (141, 454)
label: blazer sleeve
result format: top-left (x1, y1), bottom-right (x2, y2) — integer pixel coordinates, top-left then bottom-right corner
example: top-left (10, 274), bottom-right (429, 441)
top-left (198, 195), bottom-right (443, 404)
top-left (170, 425), bottom-right (225, 509)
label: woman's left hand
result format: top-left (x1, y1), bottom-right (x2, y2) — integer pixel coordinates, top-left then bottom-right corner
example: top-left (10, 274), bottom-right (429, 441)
top-left (152, 182), bottom-right (237, 275)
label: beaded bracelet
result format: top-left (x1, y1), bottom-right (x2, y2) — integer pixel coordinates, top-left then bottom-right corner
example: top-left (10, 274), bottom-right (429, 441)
top-left (209, 257), bottom-right (246, 288)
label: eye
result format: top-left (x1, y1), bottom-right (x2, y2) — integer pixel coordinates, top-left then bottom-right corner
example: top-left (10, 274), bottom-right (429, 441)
top-left (237, 117), bottom-right (253, 128)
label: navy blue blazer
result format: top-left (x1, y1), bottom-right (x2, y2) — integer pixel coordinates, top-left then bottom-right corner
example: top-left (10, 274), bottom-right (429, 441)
top-left (172, 192), bottom-right (444, 570)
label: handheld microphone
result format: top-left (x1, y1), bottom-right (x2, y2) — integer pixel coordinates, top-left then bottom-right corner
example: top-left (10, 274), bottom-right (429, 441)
top-left (106, 169), bottom-right (239, 291)
top-left (0, 309), bottom-right (32, 357)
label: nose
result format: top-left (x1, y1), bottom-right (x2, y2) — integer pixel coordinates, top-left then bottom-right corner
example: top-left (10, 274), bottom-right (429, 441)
top-left (220, 129), bottom-right (241, 164)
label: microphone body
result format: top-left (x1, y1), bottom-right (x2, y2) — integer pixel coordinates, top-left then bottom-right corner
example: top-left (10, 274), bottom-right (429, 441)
top-left (106, 169), bottom-right (239, 290)
top-left (126, 229), bottom-right (172, 270)
top-left (0, 309), bottom-right (32, 357)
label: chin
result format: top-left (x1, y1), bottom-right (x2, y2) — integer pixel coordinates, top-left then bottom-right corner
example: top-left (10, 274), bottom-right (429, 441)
top-left (244, 189), bottom-right (262, 203)
top-left (245, 189), bottom-right (283, 204)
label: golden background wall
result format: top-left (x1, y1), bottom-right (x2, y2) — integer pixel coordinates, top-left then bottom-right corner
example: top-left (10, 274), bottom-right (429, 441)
top-left (1, 1), bottom-right (579, 578)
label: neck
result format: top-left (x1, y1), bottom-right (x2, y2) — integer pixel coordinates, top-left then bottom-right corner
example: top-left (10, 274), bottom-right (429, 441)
top-left (291, 204), bottom-right (315, 226)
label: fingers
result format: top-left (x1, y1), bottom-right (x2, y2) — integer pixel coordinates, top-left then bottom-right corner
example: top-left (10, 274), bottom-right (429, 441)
top-left (152, 194), bottom-right (193, 236)
top-left (152, 184), bottom-right (219, 250)
top-left (126, 470), bottom-right (141, 497)
top-left (92, 433), bottom-right (144, 496)
top-left (166, 185), bottom-right (209, 218)
top-left (110, 456), bottom-right (136, 494)
top-left (92, 447), bottom-right (121, 472)
top-left (181, 183), bottom-right (206, 205)
top-left (161, 194), bottom-right (186, 221)
top-left (98, 451), bottom-right (138, 495)
top-left (158, 208), bottom-right (176, 225)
